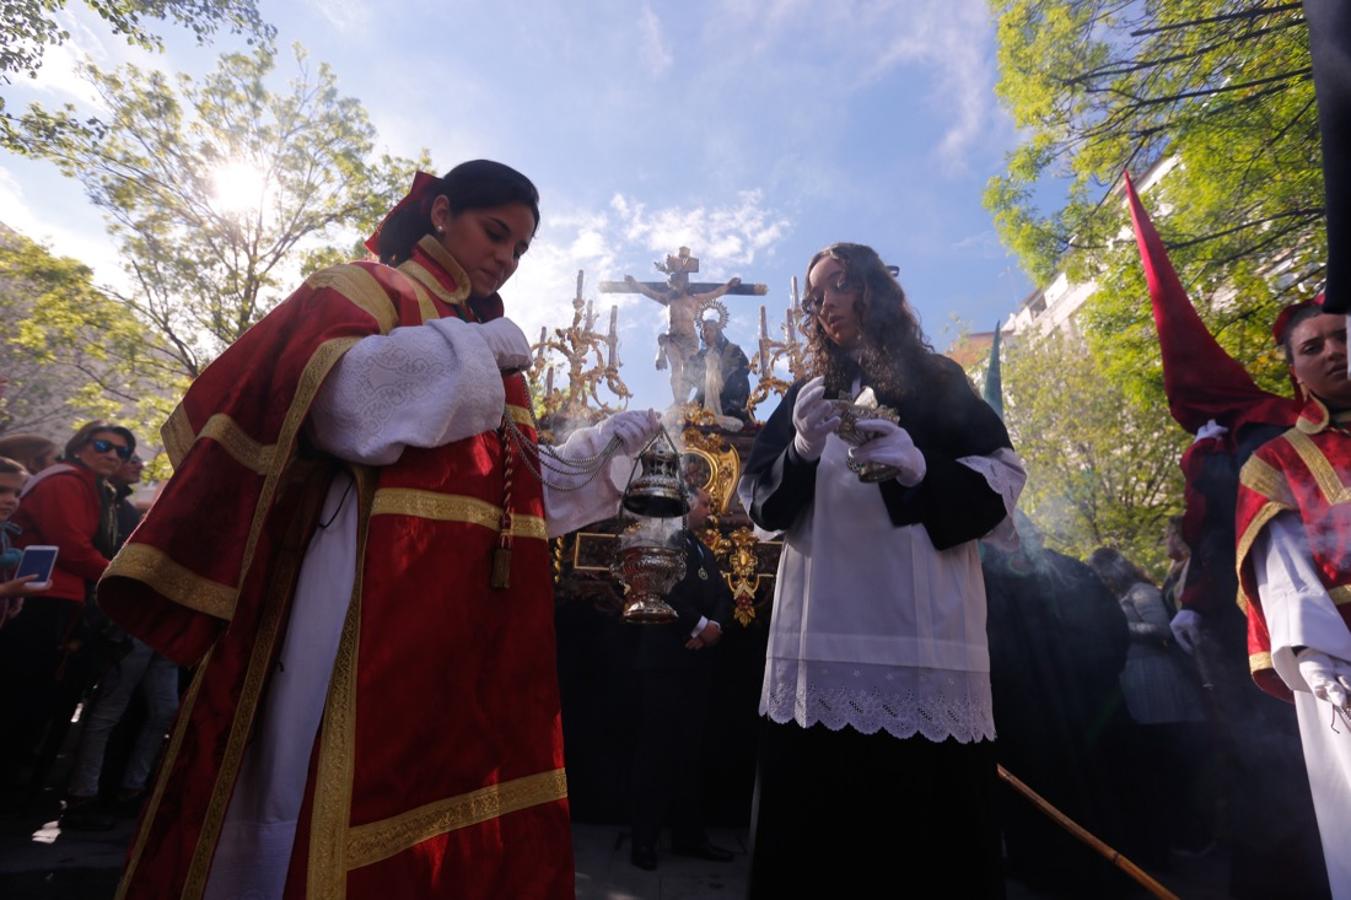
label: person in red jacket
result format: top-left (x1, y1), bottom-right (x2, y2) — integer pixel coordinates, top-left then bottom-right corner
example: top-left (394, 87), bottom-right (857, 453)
top-left (0, 420), bottom-right (133, 803)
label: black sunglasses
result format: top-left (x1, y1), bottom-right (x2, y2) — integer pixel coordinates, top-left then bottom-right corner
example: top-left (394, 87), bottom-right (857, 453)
top-left (91, 438), bottom-right (132, 460)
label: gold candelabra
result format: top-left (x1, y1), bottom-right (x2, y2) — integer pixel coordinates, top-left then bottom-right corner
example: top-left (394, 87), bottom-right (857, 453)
top-left (748, 275), bottom-right (810, 419)
top-left (531, 270), bottom-right (632, 421)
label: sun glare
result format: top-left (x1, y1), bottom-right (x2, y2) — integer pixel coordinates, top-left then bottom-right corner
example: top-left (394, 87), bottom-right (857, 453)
top-left (210, 160), bottom-right (271, 217)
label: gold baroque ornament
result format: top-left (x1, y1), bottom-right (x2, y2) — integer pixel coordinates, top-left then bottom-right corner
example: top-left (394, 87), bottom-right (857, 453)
top-left (680, 427), bottom-right (741, 514)
top-left (700, 526), bottom-right (765, 626)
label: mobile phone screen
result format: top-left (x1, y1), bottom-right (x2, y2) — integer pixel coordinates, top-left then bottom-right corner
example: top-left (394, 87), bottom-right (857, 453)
top-left (16, 547), bottom-right (58, 584)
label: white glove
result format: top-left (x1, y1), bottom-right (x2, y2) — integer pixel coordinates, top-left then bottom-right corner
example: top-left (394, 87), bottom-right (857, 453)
top-left (601, 408), bottom-right (662, 455)
top-left (1194, 419), bottom-right (1229, 443)
top-left (1296, 648), bottom-right (1351, 710)
top-left (791, 376), bottom-right (840, 462)
top-left (849, 419), bottom-right (926, 486)
top-left (1170, 608), bottom-right (1203, 655)
top-left (475, 318), bottom-right (532, 372)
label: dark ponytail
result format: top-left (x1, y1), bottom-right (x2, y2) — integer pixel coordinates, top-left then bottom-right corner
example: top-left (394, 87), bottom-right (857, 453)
top-left (377, 159), bottom-right (541, 266)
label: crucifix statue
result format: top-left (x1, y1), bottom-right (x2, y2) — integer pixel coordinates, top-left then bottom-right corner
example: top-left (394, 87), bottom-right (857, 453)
top-left (600, 246), bottom-right (767, 404)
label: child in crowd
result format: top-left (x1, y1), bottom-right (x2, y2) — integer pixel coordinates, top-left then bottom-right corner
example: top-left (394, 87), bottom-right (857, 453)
top-left (0, 456), bottom-right (46, 628)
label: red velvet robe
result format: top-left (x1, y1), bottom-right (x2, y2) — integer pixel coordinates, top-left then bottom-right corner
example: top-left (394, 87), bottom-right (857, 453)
top-left (99, 235), bottom-right (572, 899)
top-left (1235, 394), bottom-right (1351, 701)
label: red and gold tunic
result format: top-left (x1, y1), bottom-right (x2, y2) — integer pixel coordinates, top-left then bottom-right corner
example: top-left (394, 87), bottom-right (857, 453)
top-left (1236, 394), bottom-right (1351, 701)
top-left (99, 235), bottom-right (572, 899)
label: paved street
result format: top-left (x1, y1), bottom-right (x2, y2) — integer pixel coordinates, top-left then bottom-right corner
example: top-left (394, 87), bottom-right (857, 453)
top-left (0, 808), bottom-right (749, 900)
top-left (2, 801), bottom-right (1236, 900)
top-left (0, 725), bottom-right (1223, 900)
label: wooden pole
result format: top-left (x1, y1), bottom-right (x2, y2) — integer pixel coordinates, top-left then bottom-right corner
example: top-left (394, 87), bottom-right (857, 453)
top-left (996, 765), bottom-right (1179, 900)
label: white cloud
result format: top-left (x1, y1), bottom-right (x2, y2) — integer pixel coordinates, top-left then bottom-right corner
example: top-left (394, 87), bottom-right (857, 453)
top-left (950, 229), bottom-right (1004, 259)
top-left (611, 190), bottom-right (787, 275)
top-left (301, 0), bottom-right (372, 33)
top-left (18, 5), bottom-right (172, 111)
top-left (500, 190), bottom-right (791, 408)
top-left (639, 4), bottom-right (674, 76)
top-left (707, 0), bottom-right (1005, 173)
top-left (859, 2), bottom-right (996, 172)
top-left (0, 166), bottom-right (126, 291)
top-left (24, 42), bottom-right (106, 109)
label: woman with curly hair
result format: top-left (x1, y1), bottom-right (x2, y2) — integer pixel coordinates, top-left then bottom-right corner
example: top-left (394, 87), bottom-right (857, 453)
top-left (739, 242), bottom-right (1025, 897)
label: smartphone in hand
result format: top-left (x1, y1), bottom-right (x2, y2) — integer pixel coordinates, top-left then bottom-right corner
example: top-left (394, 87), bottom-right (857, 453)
top-left (15, 545), bottom-right (58, 590)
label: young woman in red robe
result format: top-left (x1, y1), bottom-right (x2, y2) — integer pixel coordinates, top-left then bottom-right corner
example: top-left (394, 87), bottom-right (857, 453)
top-left (99, 160), bottom-right (660, 900)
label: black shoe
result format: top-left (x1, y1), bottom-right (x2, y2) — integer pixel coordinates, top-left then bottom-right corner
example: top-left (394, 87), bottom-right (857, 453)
top-left (630, 843), bottom-right (658, 871)
top-left (671, 839), bottom-right (734, 862)
top-left (111, 788), bottom-right (147, 818)
top-left (61, 797), bottom-right (115, 832)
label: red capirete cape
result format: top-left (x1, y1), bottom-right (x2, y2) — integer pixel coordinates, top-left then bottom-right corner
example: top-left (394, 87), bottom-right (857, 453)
top-left (1236, 395), bottom-right (1351, 701)
top-left (99, 235), bottom-right (572, 899)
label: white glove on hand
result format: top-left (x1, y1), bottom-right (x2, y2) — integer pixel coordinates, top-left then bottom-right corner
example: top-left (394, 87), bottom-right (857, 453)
top-left (1170, 608), bottom-right (1203, 655)
top-left (601, 408), bottom-right (662, 455)
top-left (791, 376), bottom-right (840, 462)
top-left (1296, 648), bottom-right (1351, 710)
top-left (476, 318), bottom-right (532, 372)
top-left (1194, 419), bottom-right (1229, 443)
top-left (849, 419), bottom-right (926, 486)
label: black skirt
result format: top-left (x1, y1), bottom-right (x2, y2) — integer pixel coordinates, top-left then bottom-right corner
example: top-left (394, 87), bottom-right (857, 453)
top-left (748, 719), bottom-right (1003, 899)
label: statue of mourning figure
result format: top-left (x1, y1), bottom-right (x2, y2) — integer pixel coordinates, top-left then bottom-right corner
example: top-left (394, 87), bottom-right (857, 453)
top-left (688, 300), bottom-right (751, 427)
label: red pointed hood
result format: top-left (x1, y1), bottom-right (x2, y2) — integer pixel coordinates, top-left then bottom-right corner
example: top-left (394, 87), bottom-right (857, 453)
top-left (1124, 170), bottom-right (1298, 434)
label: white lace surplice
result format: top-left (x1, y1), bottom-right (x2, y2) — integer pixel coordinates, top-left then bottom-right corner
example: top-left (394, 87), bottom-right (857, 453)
top-left (760, 435), bottom-right (1025, 743)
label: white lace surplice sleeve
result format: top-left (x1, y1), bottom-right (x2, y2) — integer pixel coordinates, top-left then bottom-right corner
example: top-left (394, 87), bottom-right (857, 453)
top-left (309, 318), bottom-right (505, 465)
top-left (540, 422), bottom-right (636, 538)
top-left (958, 447), bottom-right (1027, 551)
top-left (1253, 511), bottom-right (1351, 693)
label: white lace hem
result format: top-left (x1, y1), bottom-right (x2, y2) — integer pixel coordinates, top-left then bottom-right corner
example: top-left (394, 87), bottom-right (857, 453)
top-left (759, 660), bottom-right (995, 744)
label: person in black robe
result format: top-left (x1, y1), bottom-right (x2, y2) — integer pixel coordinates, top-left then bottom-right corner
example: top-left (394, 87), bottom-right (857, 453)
top-left (628, 487), bottom-right (736, 871)
top-left (983, 515), bottom-right (1135, 896)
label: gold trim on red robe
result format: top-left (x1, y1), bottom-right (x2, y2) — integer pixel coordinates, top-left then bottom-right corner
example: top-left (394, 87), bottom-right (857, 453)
top-left (1236, 395), bottom-right (1351, 700)
top-left (103, 235), bottom-right (573, 899)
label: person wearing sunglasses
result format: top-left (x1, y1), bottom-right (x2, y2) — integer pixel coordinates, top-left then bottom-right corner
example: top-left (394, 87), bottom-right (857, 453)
top-left (0, 420), bottom-right (134, 805)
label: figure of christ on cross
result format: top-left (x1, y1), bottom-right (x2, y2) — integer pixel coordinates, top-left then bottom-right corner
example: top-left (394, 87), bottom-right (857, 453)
top-left (600, 246), bottom-right (767, 404)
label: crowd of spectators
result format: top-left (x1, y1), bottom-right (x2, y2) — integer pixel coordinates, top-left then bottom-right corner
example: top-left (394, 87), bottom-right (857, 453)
top-left (0, 422), bottom-right (172, 832)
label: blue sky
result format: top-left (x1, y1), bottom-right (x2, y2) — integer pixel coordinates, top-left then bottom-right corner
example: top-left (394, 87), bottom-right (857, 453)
top-left (2, 0), bottom-right (1034, 411)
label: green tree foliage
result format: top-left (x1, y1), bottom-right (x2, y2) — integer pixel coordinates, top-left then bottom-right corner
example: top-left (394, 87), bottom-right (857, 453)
top-left (14, 44), bottom-right (426, 378)
top-left (2, 0), bottom-right (274, 149)
top-left (0, 227), bottom-right (183, 470)
top-left (987, 1), bottom-right (1323, 562)
top-left (988, 0), bottom-right (1323, 386)
top-left (988, 0), bottom-right (1321, 284)
top-left (1002, 330), bottom-right (1187, 576)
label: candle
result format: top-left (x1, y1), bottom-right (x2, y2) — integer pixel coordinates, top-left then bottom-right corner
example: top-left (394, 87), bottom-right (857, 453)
top-left (545, 365), bottom-right (555, 395)
top-left (758, 305), bottom-right (770, 373)
top-left (786, 306), bottom-right (797, 344)
top-left (607, 306), bottom-right (619, 368)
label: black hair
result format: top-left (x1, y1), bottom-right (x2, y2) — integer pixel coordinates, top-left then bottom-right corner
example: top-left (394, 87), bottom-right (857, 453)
top-left (1281, 304), bottom-right (1330, 364)
top-left (377, 160), bottom-right (540, 266)
top-left (1087, 546), bottom-right (1153, 595)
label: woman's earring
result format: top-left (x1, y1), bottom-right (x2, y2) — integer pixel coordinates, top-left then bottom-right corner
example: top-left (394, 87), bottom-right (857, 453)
top-left (435, 224), bottom-right (445, 235)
